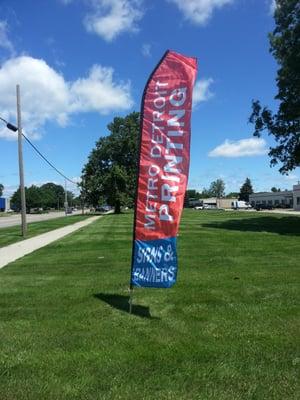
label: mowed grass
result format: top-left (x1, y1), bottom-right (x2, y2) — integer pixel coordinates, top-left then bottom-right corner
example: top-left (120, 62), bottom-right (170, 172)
top-left (0, 210), bottom-right (299, 399)
top-left (0, 214), bottom-right (90, 248)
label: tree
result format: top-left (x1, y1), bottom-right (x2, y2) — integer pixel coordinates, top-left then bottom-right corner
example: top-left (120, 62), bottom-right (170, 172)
top-left (209, 179), bottom-right (225, 198)
top-left (11, 185), bottom-right (42, 212)
top-left (0, 183), bottom-right (3, 197)
top-left (271, 187), bottom-right (281, 192)
top-left (225, 192), bottom-right (239, 198)
top-left (239, 178), bottom-right (254, 202)
top-left (82, 112), bottom-right (139, 213)
top-left (72, 195), bottom-right (83, 207)
top-left (10, 183), bottom-right (73, 212)
top-left (200, 188), bottom-right (213, 198)
top-left (249, 1), bottom-right (300, 174)
top-left (184, 189), bottom-right (201, 207)
top-left (185, 189), bottom-right (200, 199)
top-left (40, 182), bottom-right (65, 209)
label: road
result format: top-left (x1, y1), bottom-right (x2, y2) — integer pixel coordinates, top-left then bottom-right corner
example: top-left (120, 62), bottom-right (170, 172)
top-left (0, 210), bottom-right (84, 229)
top-left (230, 208), bottom-right (300, 216)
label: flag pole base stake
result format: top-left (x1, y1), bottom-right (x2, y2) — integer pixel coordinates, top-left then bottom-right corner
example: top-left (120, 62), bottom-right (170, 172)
top-left (129, 287), bottom-right (133, 314)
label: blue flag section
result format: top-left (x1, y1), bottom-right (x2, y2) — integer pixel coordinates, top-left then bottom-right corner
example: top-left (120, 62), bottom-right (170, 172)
top-left (131, 237), bottom-right (177, 288)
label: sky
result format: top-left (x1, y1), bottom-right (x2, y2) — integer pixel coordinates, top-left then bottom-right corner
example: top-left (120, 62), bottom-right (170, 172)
top-left (0, 0), bottom-right (299, 198)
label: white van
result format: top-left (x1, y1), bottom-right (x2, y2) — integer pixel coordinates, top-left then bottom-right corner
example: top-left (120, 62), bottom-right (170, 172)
top-left (231, 200), bottom-right (252, 210)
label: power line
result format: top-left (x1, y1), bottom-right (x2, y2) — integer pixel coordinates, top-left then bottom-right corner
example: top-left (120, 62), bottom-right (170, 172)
top-left (0, 115), bottom-right (78, 185)
top-left (22, 135), bottom-right (78, 185)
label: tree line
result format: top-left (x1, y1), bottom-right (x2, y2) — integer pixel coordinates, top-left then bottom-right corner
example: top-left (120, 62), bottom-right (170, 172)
top-left (10, 183), bottom-right (77, 212)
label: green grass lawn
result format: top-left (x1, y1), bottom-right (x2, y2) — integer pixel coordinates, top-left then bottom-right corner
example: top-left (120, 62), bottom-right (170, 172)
top-left (0, 210), bottom-right (299, 399)
top-left (0, 214), bottom-right (90, 248)
top-left (0, 213), bottom-right (13, 217)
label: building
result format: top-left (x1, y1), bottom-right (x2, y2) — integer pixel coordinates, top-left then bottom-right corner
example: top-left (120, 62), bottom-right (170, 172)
top-left (249, 184), bottom-right (300, 211)
top-left (293, 184), bottom-right (300, 211)
top-left (199, 198), bottom-right (238, 209)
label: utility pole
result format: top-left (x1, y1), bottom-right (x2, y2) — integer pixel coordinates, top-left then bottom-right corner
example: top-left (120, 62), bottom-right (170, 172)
top-left (81, 178), bottom-right (85, 215)
top-left (16, 84), bottom-right (27, 237)
top-left (64, 179), bottom-right (68, 215)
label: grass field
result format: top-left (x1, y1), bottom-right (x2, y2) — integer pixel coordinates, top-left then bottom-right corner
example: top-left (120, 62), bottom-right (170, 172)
top-left (0, 214), bottom-right (90, 248)
top-left (0, 210), bottom-right (299, 399)
top-left (0, 213), bottom-right (13, 217)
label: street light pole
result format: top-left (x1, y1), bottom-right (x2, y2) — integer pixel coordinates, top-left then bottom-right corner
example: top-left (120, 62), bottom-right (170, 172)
top-left (16, 84), bottom-right (27, 237)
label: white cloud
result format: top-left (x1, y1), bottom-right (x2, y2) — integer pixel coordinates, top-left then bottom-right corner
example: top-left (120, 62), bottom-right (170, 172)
top-left (142, 43), bottom-right (151, 57)
top-left (269, 0), bottom-right (276, 15)
top-left (0, 56), bottom-right (133, 140)
top-left (283, 173), bottom-right (299, 182)
top-left (168, 0), bottom-right (234, 25)
top-left (0, 20), bottom-right (15, 55)
top-left (0, 56), bottom-right (70, 139)
top-left (208, 138), bottom-right (268, 158)
top-left (70, 65), bottom-right (133, 114)
top-left (2, 184), bottom-right (18, 198)
top-left (193, 78), bottom-right (214, 106)
top-left (84, 0), bottom-right (144, 42)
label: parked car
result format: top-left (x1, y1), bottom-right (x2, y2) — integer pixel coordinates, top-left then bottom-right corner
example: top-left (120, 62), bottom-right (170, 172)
top-left (95, 205), bottom-right (111, 212)
top-left (255, 204), bottom-right (274, 211)
top-left (194, 205), bottom-right (203, 210)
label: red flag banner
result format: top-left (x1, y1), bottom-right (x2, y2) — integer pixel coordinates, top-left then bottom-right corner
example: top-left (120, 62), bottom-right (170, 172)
top-left (131, 50), bottom-right (197, 288)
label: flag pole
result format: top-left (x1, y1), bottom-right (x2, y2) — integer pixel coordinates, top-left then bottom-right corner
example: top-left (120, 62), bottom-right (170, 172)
top-left (128, 51), bottom-right (171, 313)
top-left (129, 285), bottom-right (133, 314)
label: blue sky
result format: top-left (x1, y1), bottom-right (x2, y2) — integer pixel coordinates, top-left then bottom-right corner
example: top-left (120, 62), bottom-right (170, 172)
top-left (0, 0), bottom-right (299, 197)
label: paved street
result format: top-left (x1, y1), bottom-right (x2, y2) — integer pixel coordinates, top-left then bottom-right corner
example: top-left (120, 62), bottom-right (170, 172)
top-left (0, 210), bottom-right (84, 229)
top-left (232, 208), bottom-right (300, 216)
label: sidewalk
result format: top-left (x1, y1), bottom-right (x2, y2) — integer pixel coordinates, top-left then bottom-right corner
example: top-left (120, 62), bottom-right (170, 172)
top-left (0, 216), bottom-right (101, 269)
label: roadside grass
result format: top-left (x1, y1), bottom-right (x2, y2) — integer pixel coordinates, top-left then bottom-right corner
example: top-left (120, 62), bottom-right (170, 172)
top-left (0, 210), bottom-right (299, 399)
top-left (0, 214), bottom-right (90, 248)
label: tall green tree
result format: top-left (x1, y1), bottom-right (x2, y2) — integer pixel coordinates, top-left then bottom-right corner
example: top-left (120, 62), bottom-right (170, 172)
top-left (11, 185), bottom-right (42, 212)
top-left (0, 183), bottom-right (4, 197)
top-left (209, 179), bottom-right (225, 198)
top-left (40, 183), bottom-right (65, 209)
top-left (249, 0), bottom-right (300, 173)
top-left (239, 178), bottom-right (254, 202)
top-left (81, 112), bottom-right (139, 213)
